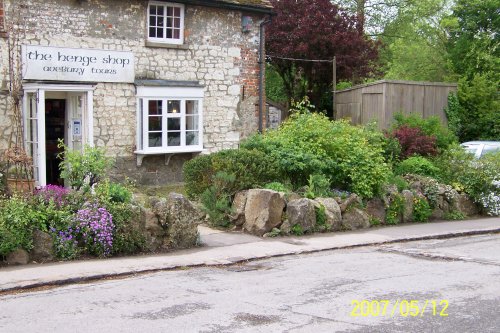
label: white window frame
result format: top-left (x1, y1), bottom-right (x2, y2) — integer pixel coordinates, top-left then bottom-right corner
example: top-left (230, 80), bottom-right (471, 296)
top-left (147, 1), bottom-right (185, 45)
top-left (136, 86), bottom-right (204, 155)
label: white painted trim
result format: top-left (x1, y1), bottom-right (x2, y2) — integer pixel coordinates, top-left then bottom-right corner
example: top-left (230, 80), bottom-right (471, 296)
top-left (136, 86), bottom-right (204, 98)
top-left (86, 90), bottom-right (94, 146)
top-left (37, 89), bottom-right (47, 187)
top-left (22, 83), bottom-right (96, 91)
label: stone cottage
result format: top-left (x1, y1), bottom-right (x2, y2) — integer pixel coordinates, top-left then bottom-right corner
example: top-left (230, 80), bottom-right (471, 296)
top-left (0, 0), bottom-right (273, 186)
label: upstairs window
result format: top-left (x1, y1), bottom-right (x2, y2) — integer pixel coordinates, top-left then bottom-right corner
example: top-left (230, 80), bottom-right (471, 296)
top-left (148, 1), bottom-right (184, 45)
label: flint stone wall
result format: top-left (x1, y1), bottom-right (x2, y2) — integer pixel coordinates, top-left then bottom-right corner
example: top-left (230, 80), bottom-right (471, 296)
top-left (0, 0), bottom-right (265, 185)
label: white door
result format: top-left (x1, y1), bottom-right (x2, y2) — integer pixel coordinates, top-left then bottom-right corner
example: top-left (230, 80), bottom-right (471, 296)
top-left (67, 92), bottom-right (86, 152)
top-left (23, 85), bottom-right (94, 187)
top-left (23, 90), bottom-right (46, 187)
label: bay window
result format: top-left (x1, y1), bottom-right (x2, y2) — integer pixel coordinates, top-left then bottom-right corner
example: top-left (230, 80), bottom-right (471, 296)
top-left (136, 85), bottom-right (203, 156)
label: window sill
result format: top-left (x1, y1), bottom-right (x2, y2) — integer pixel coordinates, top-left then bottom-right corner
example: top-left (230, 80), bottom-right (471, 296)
top-left (145, 41), bottom-right (189, 50)
top-left (135, 148), bottom-right (204, 166)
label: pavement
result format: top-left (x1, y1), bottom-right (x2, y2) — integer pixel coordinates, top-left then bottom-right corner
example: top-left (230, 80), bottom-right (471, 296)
top-left (0, 217), bottom-right (499, 293)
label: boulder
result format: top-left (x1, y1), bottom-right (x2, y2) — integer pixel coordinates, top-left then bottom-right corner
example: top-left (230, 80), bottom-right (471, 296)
top-left (30, 229), bottom-right (54, 262)
top-left (341, 208), bottom-right (370, 230)
top-left (230, 190), bottom-right (248, 227)
top-left (141, 206), bottom-right (166, 251)
top-left (164, 193), bottom-right (203, 249)
top-left (281, 198), bottom-right (316, 234)
top-left (151, 197), bottom-right (169, 227)
top-left (339, 193), bottom-right (362, 213)
top-left (455, 194), bottom-right (479, 216)
top-left (6, 249), bottom-right (29, 265)
top-left (284, 192), bottom-right (302, 203)
top-left (243, 189), bottom-right (286, 236)
top-left (431, 207), bottom-right (445, 220)
top-left (365, 198), bottom-right (386, 224)
top-left (313, 197), bottom-right (342, 231)
top-left (382, 184), bottom-right (400, 207)
top-left (401, 190), bottom-right (414, 223)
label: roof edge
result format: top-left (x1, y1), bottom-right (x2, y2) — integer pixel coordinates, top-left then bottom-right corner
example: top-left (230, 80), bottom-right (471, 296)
top-left (336, 80), bottom-right (458, 93)
top-left (172, 0), bottom-right (274, 14)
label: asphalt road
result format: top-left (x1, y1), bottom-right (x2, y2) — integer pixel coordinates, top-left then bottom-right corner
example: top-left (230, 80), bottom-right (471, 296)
top-left (1, 234), bottom-right (499, 332)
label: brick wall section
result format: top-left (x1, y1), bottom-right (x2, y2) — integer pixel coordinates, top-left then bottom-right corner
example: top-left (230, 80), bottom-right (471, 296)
top-left (0, 0), bottom-right (267, 185)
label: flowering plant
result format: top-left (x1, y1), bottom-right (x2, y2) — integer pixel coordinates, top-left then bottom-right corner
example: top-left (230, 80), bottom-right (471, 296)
top-left (34, 185), bottom-right (70, 208)
top-left (51, 227), bottom-right (79, 260)
top-left (479, 180), bottom-right (500, 216)
top-left (74, 202), bottom-right (114, 256)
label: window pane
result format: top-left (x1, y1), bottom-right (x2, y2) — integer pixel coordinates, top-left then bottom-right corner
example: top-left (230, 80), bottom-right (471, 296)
top-left (149, 27), bottom-right (156, 38)
top-left (186, 115), bottom-right (198, 130)
top-left (166, 29), bottom-right (172, 39)
top-left (174, 18), bottom-right (180, 28)
top-left (173, 29), bottom-right (180, 39)
top-left (168, 118), bottom-right (180, 131)
top-left (148, 100), bottom-right (162, 115)
top-left (167, 6), bottom-right (173, 16)
top-left (186, 100), bottom-right (198, 115)
top-left (168, 100), bottom-right (181, 114)
top-left (168, 132), bottom-right (181, 146)
top-left (149, 133), bottom-right (162, 147)
top-left (186, 131), bottom-right (199, 146)
top-left (167, 17), bottom-right (172, 28)
top-left (157, 28), bottom-right (164, 38)
top-left (149, 116), bottom-right (162, 131)
top-left (174, 7), bottom-right (181, 17)
top-left (150, 6), bottom-right (157, 15)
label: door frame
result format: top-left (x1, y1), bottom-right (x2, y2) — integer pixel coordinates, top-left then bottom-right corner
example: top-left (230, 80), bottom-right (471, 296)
top-left (22, 83), bottom-right (95, 187)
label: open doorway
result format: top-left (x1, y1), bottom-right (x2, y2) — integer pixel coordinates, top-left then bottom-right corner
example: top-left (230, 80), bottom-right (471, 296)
top-left (45, 99), bottom-right (66, 186)
top-left (23, 85), bottom-right (94, 187)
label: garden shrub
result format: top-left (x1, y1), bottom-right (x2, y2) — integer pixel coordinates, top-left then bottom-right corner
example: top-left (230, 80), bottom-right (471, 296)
top-left (412, 196), bottom-right (432, 222)
top-left (444, 93), bottom-right (462, 137)
top-left (58, 141), bottom-right (112, 192)
top-left (391, 125), bottom-right (437, 158)
top-left (200, 171), bottom-right (236, 228)
top-left (51, 227), bottom-right (80, 260)
top-left (264, 182), bottom-right (291, 193)
top-left (436, 146), bottom-right (500, 211)
top-left (386, 194), bottom-right (405, 225)
top-left (242, 113), bottom-right (390, 198)
top-left (392, 112), bottom-right (457, 151)
top-left (94, 180), bottom-right (145, 254)
top-left (304, 174), bottom-right (331, 199)
top-left (210, 149), bottom-right (281, 194)
top-left (395, 156), bottom-right (440, 178)
top-left (184, 148), bottom-right (280, 199)
top-left (107, 203), bottom-right (145, 254)
top-left (314, 204), bottom-right (330, 232)
top-left (444, 211), bottom-right (466, 221)
top-left (0, 196), bottom-right (36, 256)
top-left (73, 202), bottom-right (114, 257)
top-left (183, 154), bottom-right (214, 199)
top-left (386, 174), bottom-right (409, 192)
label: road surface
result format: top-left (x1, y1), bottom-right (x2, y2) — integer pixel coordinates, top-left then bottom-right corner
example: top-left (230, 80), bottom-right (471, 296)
top-left (1, 234), bottom-right (499, 332)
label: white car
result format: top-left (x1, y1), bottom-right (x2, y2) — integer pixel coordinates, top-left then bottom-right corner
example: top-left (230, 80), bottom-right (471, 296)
top-left (461, 141), bottom-right (500, 158)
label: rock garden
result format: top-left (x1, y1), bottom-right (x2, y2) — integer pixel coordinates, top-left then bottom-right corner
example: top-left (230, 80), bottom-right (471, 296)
top-left (0, 143), bottom-right (203, 266)
top-left (1, 103), bottom-right (499, 265)
top-left (184, 102), bottom-right (499, 237)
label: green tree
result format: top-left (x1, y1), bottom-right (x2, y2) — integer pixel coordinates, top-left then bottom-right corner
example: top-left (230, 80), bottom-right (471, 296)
top-left (444, 0), bottom-right (500, 140)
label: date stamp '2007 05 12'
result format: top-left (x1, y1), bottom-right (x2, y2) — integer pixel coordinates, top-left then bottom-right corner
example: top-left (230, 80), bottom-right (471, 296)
top-left (350, 300), bottom-right (449, 317)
